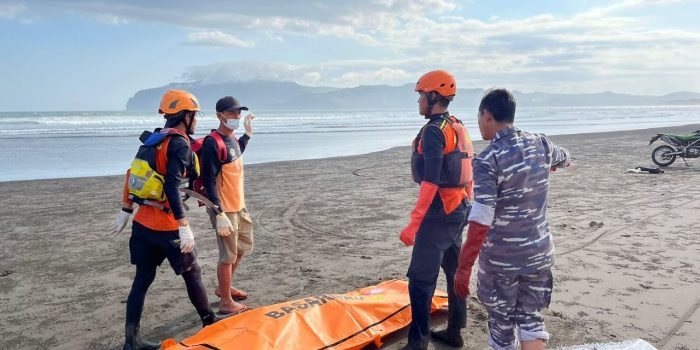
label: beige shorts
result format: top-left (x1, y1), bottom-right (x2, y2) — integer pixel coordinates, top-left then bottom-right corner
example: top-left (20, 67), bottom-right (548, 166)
top-left (207, 208), bottom-right (254, 263)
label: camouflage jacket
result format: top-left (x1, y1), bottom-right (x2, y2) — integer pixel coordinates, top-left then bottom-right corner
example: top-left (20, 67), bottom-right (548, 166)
top-left (469, 127), bottom-right (570, 274)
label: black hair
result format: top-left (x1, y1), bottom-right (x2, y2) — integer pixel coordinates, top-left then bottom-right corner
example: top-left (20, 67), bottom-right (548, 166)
top-left (163, 110), bottom-right (194, 128)
top-left (479, 88), bottom-right (516, 123)
top-left (427, 92), bottom-right (451, 108)
top-left (436, 96), bottom-right (451, 108)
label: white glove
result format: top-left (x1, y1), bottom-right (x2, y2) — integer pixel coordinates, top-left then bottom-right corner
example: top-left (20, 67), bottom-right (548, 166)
top-left (244, 113), bottom-right (255, 135)
top-left (179, 225), bottom-right (195, 253)
top-left (215, 213), bottom-right (235, 237)
top-left (110, 210), bottom-right (131, 234)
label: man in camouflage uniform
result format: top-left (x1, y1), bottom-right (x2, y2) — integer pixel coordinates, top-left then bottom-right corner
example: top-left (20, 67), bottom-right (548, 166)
top-left (454, 88), bottom-right (571, 350)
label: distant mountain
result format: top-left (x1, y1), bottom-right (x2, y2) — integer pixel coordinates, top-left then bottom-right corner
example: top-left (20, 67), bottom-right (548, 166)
top-left (126, 80), bottom-right (700, 111)
top-left (126, 80), bottom-right (340, 111)
top-left (662, 98), bottom-right (700, 106)
top-left (660, 91), bottom-right (700, 101)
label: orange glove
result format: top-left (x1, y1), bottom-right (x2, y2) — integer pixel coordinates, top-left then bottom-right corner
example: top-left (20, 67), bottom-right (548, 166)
top-left (400, 181), bottom-right (438, 246)
top-left (454, 221), bottom-right (490, 297)
top-left (551, 160), bottom-right (573, 173)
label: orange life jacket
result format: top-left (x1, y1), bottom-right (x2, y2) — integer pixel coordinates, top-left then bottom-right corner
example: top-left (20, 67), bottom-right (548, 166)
top-left (411, 115), bottom-right (474, 213)
top-left (123, 129), bottom-right (194, 231)
top-left (190, 130), bottom-right (245, 213)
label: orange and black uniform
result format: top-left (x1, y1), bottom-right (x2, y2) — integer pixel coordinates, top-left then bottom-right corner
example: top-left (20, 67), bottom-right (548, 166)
top-left (406, 112), bottom-right (473, 349)
top-left (121, 130), bottom-right (215, 328)
top-left (200, 132), bottom-right (250, 211)
top-left (124, 131), bottom-right (194, 231)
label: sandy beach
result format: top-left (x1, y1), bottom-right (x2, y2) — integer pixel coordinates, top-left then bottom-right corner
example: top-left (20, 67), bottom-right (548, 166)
top-left (1, 123), bottom-right (699, 350)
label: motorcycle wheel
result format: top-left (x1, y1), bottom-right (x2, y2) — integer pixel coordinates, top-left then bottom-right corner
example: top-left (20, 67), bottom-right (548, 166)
top-left (652, 145), bottom-right (676, 166)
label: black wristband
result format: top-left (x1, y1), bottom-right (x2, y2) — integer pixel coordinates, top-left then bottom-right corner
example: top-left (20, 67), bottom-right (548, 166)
top-left (121, 207), bottom-right (134, 214)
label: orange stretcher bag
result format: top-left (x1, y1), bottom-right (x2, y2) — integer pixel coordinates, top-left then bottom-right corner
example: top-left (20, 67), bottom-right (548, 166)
top-left (162, 280), bottom-right (448, 350)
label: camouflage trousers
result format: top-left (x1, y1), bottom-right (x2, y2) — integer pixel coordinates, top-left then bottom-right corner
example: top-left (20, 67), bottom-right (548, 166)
top-left (477, 268), bottom-right (553, 350)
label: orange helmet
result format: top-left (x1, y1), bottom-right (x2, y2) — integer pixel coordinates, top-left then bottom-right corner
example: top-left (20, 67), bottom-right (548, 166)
top-left (158, 89), bottom-right (200, 115)
top-left (415, 70), bottom-right (456, 100)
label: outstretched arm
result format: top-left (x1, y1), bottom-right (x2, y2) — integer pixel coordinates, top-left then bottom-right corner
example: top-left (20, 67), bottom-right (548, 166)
top-left (542, 134), bottom-right (571, 169)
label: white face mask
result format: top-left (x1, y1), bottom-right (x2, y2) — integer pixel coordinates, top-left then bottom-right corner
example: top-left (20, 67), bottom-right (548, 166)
top-left (223, 117), bottom-right (239, 130)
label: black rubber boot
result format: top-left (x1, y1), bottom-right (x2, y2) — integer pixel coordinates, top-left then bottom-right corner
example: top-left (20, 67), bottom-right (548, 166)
top-left (123, 323), bottom-right (160, 350)
top-left (430, 326), bottom-right (464, 348)
top-left (201, 312), bottom-right (221, 327)
top-left (399, 338), bottom-right (429, 350)
top-left (399, 341), bottom-right (428, 350)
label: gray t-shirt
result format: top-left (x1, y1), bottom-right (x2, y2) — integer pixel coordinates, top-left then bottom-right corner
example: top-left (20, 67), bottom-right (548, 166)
top-left (469, 127), bottom-right (570, 274)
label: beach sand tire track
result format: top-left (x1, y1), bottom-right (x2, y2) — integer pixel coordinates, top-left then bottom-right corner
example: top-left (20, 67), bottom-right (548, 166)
top-left (657, 295), bottom-right (700, 349)
top-left (352, 166), bottom-right (411, 180)
top-left (255, 195), bottom-right (400, 258)
top-left (560, 195), bottom-right (698, 256)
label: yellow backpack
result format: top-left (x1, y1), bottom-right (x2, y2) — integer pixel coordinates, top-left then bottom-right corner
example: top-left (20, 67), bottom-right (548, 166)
top-left (128, 129), bottom-right (198, 202)
top-left (128, 158), bottom-right (167, 201)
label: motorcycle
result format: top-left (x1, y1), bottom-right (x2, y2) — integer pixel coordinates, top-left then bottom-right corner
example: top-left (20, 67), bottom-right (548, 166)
top-left (649, 129), bottom-right (700, 166)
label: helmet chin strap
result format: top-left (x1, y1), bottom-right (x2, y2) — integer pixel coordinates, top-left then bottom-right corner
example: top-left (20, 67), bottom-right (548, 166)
top-left (184, 112), bottom-right (194, 135)
top-left (425, 92), bottom-right (437, 119)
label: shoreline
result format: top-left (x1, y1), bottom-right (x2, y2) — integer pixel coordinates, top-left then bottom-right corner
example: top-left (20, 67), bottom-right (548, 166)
top-left (3, 123), bottom-right (699, 184)
top-left (1, 124), bottom-right (699, 349)
top-left (2, 103), bottom-right (700, 114)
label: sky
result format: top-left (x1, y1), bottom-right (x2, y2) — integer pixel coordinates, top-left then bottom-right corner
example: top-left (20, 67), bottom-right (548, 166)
top-left (1, 0), bottom-right (699, 111)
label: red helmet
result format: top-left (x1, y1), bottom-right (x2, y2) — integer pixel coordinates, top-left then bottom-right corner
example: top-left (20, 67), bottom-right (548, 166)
top-left (415, 70), bottom-right (456, 100)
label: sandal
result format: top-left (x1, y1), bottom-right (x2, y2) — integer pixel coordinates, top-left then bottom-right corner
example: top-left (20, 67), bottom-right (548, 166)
top-left (219, 302), bottom-right (250, 315)
top-left (215, 286), bottom-right (249, 300)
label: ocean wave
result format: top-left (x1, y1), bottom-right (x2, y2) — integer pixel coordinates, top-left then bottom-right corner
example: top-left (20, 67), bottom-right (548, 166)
top-left (0, 106), bottom-right (697, 138)
top-left (0, 120), bottom-right (42, 125)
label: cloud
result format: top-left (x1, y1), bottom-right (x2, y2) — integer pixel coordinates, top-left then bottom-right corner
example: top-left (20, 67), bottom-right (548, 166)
top-left (93, 14), bottom-right (128, 25)
top-left (5, 1), bottom-right (457, 45)
top-left (6, 0), bottom-right (700, 94)
top-left (185, 31), bottom-right (254, 48)
top-left (11, 1), bottom-right (698, 53)
top-left (10, 1), bottom-right (455, 26)
top-left (332, 68), bottom-right (413, 86)
top-left (0, 3), bottom-right (27, 19)
top-left (579, 0), bottom-right (688, 18)
top-left (183, 61), bottom-right (318, 85)
top-left (182, 61), bottom-right (417, 87)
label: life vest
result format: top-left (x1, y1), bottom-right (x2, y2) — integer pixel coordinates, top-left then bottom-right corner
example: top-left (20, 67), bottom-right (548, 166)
top-left (216, 146), bottom-right (245, 212)
top-left (128, 128), bottom-right (198, 204)
top-left (123, 128), bottom-right (199, 231)
top-left (190, 130), bottom-right (246, 212)
top-left (189, 130), bottom-right (229, 206)
top-left (411, 115), bottom-right (474, 196)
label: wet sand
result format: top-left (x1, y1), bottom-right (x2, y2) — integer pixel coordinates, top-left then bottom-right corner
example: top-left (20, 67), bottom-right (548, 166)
top-left (1, 124), bottom-right (699, 350)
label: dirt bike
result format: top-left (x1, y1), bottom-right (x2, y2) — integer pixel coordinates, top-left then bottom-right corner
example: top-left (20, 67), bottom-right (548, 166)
top-left (649, 129), bottom-right (700, 166)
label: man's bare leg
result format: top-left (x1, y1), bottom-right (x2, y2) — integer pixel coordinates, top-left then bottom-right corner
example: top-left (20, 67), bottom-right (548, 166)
top-left (229, 253), bottom-right (244, 294)
top-left (217, 262), bottom-right (233, 304)
top-left (216, 254), bottom-right (248, 302)
top-left (217, 262), bottom-right (244, 313)
top-left (522, 339), bottom-right (545, 350)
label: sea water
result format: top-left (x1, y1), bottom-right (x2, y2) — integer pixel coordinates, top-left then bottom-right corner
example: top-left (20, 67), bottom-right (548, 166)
top-left (1, 106), bottom-right (698, 181)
